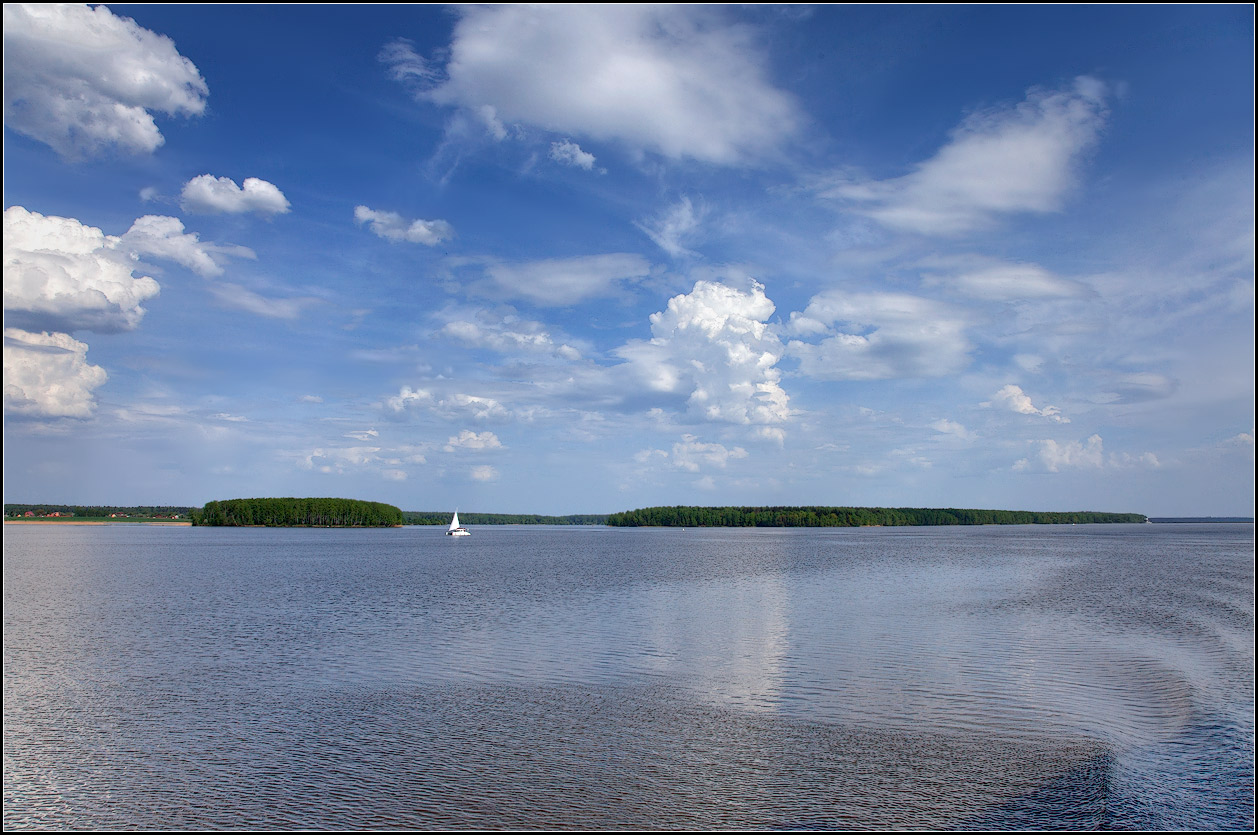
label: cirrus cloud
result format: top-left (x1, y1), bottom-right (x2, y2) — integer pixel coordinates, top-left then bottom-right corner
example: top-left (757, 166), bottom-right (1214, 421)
top-left (787, 291), bottom-right (973, 380)
top-left (825, 77), bottom-right (1109, 235)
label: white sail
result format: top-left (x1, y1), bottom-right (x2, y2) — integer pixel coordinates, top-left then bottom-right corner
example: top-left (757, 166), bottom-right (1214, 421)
top-left (446, 509), bottom-right (470, 535)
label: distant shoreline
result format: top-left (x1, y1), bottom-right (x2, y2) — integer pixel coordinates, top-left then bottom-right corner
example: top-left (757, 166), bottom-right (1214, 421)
top-left (4, 519), bottom-right (192, 526)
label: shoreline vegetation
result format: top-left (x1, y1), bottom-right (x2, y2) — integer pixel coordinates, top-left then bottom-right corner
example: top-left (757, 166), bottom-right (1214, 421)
top-left (604, 506), bottom-right (1149, 527)
top-left (7, 503), bottom-right (1252, 529)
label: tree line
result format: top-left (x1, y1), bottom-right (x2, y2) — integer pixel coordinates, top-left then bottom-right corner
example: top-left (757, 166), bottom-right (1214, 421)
top-left (605, 506), bottom-right (1148, 528)
top-left (191, 498), bottom-right (403, 527)
top-left (402, 511), bottom-right (609, 526)
top-left (5, 504), bottom-right (196, 518)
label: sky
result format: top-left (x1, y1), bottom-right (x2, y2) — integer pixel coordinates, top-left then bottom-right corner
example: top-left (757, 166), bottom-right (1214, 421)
top-left (3, 4), bottom-right (1254, 517)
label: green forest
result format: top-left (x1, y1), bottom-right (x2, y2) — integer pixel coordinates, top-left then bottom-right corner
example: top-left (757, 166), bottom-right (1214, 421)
top-left (191, 498), bottom-right (403, 527)
top-left (605, 505), bottom-right (1148, 527)
top-left (5, 503), bottom-right (195, 519)
top-left (403, 511), bottom-right (608, 526)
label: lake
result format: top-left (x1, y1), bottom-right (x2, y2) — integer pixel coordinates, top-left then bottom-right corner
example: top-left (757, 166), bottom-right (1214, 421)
top-left (3, 523), bottom-right (1253, 829)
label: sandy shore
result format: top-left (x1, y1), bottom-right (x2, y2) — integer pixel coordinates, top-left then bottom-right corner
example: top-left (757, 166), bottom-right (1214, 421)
top-left (4, 519), bottom-right (192, 526)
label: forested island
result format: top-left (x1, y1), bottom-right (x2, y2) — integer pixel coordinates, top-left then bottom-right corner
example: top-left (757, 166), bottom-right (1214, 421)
top-left (191, 498), bottom-right (403, 527)
top-left (606, 506), bottom-right (1148, 527)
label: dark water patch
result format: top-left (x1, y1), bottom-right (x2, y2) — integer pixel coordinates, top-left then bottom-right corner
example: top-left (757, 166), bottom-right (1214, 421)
top-left (4, 680), bottom-right (1116, 830)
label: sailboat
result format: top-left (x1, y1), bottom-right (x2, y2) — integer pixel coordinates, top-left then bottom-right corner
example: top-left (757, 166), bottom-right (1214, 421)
top-left (446, 510), bottom-right (470, 536)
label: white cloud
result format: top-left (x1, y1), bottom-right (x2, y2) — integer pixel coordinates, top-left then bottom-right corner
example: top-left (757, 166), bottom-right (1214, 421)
top-left (386, 5), bottom-right (799, 164)
top-left (616, 278), bottom-right (791, 426)
top-left (121, 214), bottom-right (247, 277)
top-left (983, 384), bottom-right (1069, 423)
top-left (470, 464), bottom-right (499, 482)
top-left (549, 140), bottom-right (597, 171)
top-left (204, 282), bottom-right (322, 320)
top-left (920, 256), bottom-right (1091, 300)
top-left (1016, 435), bottom-right (1103, 472)
top-left (787, 291), bottom-right (973, 380)
top-left (670, 435), bottom-right (749, 472)
top-left (444, 429), bottom-right (503, 452)
top-left (4, 206), bottom-right (161, 334)
top-left (302, 446), bottom-right (383, 474)
top-left (180, 175), bottom-right (291, 216)
top-left (2, 3), bottom-right (208, 158)
top-left (354, 205), bottom-right (453, 246)
top-left (1014, 434), bottom-right (1160, 473)
top-left (827, 77), bottom-right (1109, 235)
top-left (1225, 432), bottom-right (1254, 449)
top-left (385, 385), bottom-right (513, 423)
top-left (385, 386), bottom-right (433, 413)
top-left (636, 196), bottom-right (705, 259)
top-left (930, 418), bottom-right (972, 440)
top-left (480, 253), bottom-right (652, 306)
top-left (3, 328), bottom-right (107, 418)
top-left (439, 312), bottom-right (581, 359)
top-left (635, 434), bottom-right (749, 474)
top-left (438, 394), bottom-right (511, 422)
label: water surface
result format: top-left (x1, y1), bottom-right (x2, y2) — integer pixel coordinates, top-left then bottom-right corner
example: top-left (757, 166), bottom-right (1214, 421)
top-left (4, 523), bottom-right (1253, 829)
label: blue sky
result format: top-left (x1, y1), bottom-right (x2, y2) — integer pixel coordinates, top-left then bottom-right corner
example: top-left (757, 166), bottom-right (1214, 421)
top-left (3, 4), bottom-right (1253, 516)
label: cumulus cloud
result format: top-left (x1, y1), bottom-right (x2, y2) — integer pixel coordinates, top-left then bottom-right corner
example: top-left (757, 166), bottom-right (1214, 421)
top-left (470, 464), bottom-right (499, 482)
top-left (437, 393), bottom-right (512, 422)
top-left (3, 3), bottom-right (208, 158)
top-left (354, 205), bottom-right (453, 245)
top-left (826, 77), bottom-right (1109, 235)
top-left (3, 328), bottom-right (108, 418)
top-left (669, 435), bottom-right (749, 472)
top-left (1014, 434), bottom-right (1160, 472)
top-left (4, 206), bottom-right (161, 334)
top-left (786, 291), bottom-right (972, 380)
top-left (384, 5), bottom-right (799, 164)
top-left (635, 435), bottom-right (749, 473)
top-left (385, 386), bottom-right (433, 413)
top-left (616, 278), bottom-right (791, 426)
top-left (1021, 434), bottom-right (1103, 472)
top-left (636, 196), bottom-right (705, 258)
top-left (984, 384), bottom-right (1069, 423)
top-left (180, 175), bottom-right (291, 216)
top-left (549, 139), bottom-right (597, 171)
top-left (444, 429), bottom-right (503, 452)
top-left (479, 253), bottom-right (652, 306)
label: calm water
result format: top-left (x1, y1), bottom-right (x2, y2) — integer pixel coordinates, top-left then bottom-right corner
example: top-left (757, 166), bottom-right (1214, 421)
top-left (3, 523), bottom-right (1253, 830)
